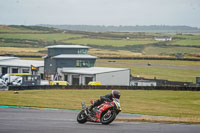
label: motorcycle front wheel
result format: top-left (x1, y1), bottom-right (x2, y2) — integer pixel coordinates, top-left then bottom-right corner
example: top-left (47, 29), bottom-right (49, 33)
top-left (100, 110), bottom-right (116, 125)
top-left (77, 110), bottom-right (87, 124)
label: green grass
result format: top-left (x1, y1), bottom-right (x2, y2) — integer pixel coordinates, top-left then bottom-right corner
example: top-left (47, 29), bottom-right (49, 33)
top-left (0, 33), bottom-right (83, 42)
top-left (130, 66), bottom-right (200, 82)
top-left (172, 34), bottom-right (200, 40)
top-left (1, 25), bottom-right (200, 58)
top-left (143, 46), bottom-right (200, 56)
top-left (0, 89), bottom-right (200, 119)
top-left (0, 25), bottom-right (42, 33)
top-left (63, 38), bottom-right (157, 47)
top-left (100, 59), bottom-right (200, 66)
top-left (20, 57), bottom-right (44, 60)
top-left (0, 47), bottom-right (46, 56)
top-left (1, 25), bottom-right (200, 59)
top-left (96, 59), bottom-right (200, 82)
top-left (168, 40), bottom-right (200, 46)
top-left (0, 42), bottom-right (31, 47)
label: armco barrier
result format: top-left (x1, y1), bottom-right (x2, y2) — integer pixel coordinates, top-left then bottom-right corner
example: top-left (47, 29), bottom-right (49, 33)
top-left (8, 85), bottom-right (200, 91)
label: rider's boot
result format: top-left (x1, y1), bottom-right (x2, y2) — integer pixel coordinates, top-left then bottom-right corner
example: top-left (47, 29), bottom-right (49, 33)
top-left (87, 104), bottom-right (94, 114)
top-left (87, 114), bottom-right (96, 121)
top-left (86, 104), bottom-right (96, 121)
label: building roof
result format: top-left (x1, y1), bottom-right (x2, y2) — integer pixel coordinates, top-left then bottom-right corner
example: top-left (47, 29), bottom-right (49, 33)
top-left (0, 56), bottom-right (19, 61)
top-left (52, 54), bottom-right (97, 59)
top-left (46, 45), bottom-right (91, 49)
top-left (61, 67), bottom-right (129, 74)
top-left (0, 59), bottom-right (44, 67)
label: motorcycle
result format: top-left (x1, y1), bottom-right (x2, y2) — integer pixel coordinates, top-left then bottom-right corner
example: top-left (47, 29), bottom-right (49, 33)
top-left (77, 98), bottom-right (121, 125)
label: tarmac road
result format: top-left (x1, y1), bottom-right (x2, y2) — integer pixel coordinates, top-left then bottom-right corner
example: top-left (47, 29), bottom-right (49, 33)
top-left (0, 107), bottom-right (200, 133)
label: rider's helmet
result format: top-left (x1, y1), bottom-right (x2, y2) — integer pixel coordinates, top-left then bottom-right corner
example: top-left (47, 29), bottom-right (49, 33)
top-left (112, 90), bottom-right (120, 99)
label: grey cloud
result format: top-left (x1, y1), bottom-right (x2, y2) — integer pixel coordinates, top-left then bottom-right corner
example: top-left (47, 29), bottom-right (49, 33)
top-left (0, 0), bottom-right (199, 27)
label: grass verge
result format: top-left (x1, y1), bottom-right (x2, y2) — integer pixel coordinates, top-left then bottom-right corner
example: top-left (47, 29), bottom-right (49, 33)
top-left (0, 89), bottom-right (200, 123)
top-left (116, 117), bottom-right (200, 124)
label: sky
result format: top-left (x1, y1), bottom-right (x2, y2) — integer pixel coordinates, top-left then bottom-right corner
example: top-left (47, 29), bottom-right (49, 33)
top-left (0, 0), bottom-right (200, 27)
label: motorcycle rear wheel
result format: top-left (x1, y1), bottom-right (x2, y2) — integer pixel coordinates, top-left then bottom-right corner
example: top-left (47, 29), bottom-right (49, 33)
top-left (100, 110), bottom-right (116, 125)
top-left (77, 110), bottom-right (87, 124)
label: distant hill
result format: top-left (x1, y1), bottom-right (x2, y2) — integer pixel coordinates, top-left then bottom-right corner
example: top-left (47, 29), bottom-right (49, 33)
top-left (40, 25), bottom-right (200, 33)
top-left (0, 25), bottom-right (58, 33)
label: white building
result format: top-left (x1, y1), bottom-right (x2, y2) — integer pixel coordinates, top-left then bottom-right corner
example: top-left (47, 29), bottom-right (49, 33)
top-left (154, 37), bottom-right (172, 41)
top-left (58, 67), bottom-right (130, 86)
top-left (0, 56), bottom-right (44, 78)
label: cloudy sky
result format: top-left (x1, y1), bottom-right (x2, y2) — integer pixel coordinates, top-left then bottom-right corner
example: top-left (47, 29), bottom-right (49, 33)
top-left (0, 0), bottom-right (200, 27)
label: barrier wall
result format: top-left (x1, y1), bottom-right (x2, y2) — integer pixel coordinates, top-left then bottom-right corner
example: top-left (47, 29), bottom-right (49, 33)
top-left (9, 85), bottom-right (200, 91)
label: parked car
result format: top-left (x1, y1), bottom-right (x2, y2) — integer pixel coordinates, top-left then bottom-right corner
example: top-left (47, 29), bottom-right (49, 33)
top-left (88, 81), bottom-right (101, 86)
top-left (0, 78), bottom-right (6, 85)
top-left (40, 80), bottom-right (50, 85)
top-left (12, 77), bottom-right (22, 86)
top-left (2, 74), bottom-right (20, 85)
top-left (0, 82), bottom-right (8, 90)
top-left (49, 81), bottom-right (69, 86)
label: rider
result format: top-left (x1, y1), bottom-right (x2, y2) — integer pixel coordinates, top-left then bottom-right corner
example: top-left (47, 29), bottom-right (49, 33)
top-left (87, 90), bottom-right (120, 113)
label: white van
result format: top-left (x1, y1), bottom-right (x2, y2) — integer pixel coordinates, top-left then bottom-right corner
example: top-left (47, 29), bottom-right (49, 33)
top-left (12, 77), bottom-right (22, 86)
top-left (40, 80), bottom-right (49, 85)
top-left (2, 74), bottom-right (19, 85)
top-left (0, 79), bottom-right (8, 90)
top-left (0, 79), bottom-right (6, 85)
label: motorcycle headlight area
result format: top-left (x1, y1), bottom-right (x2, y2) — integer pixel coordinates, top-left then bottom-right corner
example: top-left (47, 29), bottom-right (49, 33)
top-left (113, 101), bottom-right (121, 110)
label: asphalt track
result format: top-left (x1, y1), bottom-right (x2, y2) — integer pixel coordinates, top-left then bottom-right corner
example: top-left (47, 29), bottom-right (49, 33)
top-left (0, 107), bottom-right (200, 133)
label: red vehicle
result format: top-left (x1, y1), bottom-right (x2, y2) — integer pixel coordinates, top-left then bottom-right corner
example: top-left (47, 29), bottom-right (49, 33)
top-left (77, 98), bottom-right (121, 125)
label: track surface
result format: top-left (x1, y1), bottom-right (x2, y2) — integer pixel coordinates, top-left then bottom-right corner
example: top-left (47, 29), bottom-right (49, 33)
top-left (0, 107), bottom-right (200, 133)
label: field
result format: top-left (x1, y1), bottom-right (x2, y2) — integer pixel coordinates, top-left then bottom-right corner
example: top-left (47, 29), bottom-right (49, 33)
top-left (0, 25), bottom-right (200, 58)
top-left (0, 89), bottom-right (200, 123)
top-left (144, 46), bottom-right (200, 57)
top-left (96, 59), bottom-right (200, 82)
top-left (169, 40), bottom-right (200, 46)
top-left (0, 25), bottom-right (44, 33)
top-left (0, 33), bottom-right (83, 42)
top-left (63, 38), bottom-right (157, 47)
top-left (0, 47), bottom-right (46, 56)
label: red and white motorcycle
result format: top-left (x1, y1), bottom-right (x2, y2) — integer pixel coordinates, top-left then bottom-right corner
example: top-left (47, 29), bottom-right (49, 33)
top-left (77, 98), bottom-right (121, 125)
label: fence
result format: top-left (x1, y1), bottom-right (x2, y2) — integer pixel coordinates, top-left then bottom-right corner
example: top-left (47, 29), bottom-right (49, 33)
top-left (9, 85), bottom-right (200, 91)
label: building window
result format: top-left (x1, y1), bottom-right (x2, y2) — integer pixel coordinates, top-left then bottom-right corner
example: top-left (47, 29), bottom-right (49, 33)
top-left (76, 60), bottom-right (94, 67)
top-left (2, 67), bottom-right (8, 75)
top-left (78, 49), bottom-right (88, 54)
top-left (12, 68), bottom-right (18, 73)
top-left (22, 68), bottom-right (30, 73)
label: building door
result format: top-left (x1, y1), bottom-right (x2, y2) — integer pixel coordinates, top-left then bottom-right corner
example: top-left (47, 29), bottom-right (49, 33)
top-left (40, 74), bottom-right (44, 80)
top-left (72, 75), bottom-right (79, 85)
top-left (2, 67), bottom-right (8, 75)
top-left (64, 75), bottom-right (68, 82)
top-left (85, 77), bottom-right (93, 85)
